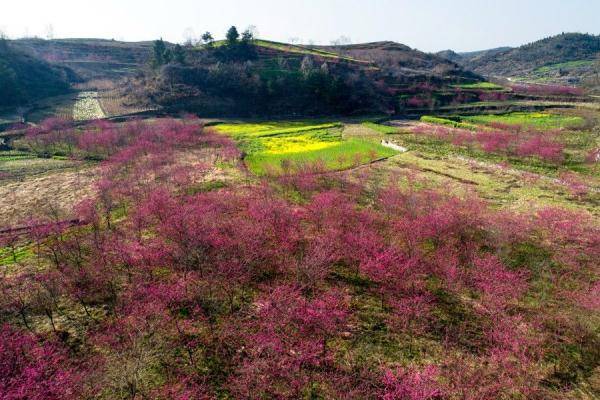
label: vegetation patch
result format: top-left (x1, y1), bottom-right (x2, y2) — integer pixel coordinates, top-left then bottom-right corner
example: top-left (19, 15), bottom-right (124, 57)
top-left (420, 116), bottom-right (479, 130)
top-left (247, 139), bottom-right (397, 174)
top-left (460, 112), bottom-right (585, 130)
top-left (216, 121), bottom-right (397, 175)
top-left (361, 122), bottom-right (399, 134)
top-left (534, 60), bottom-right (595, 74)
top-left (0, 244), bottom-right (34, 266)
top-left (1, 116), bottom-right (598, 399)
top-left (452, 82), bottom-right (505, 91)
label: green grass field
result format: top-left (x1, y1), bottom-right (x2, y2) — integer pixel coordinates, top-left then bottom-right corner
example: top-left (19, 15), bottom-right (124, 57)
top-left (421, 112), bottom-right (585, 131)
top-left (460, 112), bottom-right (584, 129)
top-left (215, 121), bottom-right (398, 175)
top-left (361, 122), bottom-right (399, 134)
top-left (0, 245), bottom-right (34, 267)
top-left (534, 60), bottom-right (595, 74)
top-left (420, 116), bottom-right (480, 130)
top-left (0, 150), bottom-right (36, 162)
top-left (451, 82), bottom-right (506, 91)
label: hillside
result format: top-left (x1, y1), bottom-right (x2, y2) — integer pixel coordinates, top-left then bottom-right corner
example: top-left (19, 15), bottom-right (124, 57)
top-left (436, 47), bottom-right (512, 65)
top-left (451, 33), bottom-right (600, 85)
top-left (0, 39), bottom-right (72, 108)
top-left (9, 38), bottom-right (157, 80)
top-left (132, 38), bottom-right (482, 116)
top-left (317, 41), bottom-right (476, 80)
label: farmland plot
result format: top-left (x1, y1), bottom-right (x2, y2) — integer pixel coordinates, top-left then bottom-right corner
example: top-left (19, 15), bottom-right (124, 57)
top-left (72, 91), bottom-right (105, 121)
top-left (0, 166), bottom-right (97, 228)
top-left (215, 121), bottom-right (398, 174)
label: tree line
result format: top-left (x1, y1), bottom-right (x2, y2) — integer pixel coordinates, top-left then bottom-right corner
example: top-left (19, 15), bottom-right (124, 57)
top-left (152, 26), bottom-right (258, 68)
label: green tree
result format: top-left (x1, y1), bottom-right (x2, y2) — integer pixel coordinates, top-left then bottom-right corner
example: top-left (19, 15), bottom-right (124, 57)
top-left (173, 44), bottom-right (186, 64)
top-left (163, 48), bottom-right (173, 64)
top-left (0, 61), bottom-right (22, 106)
top-left (241, 29), bottom-right (254, 44)
top-left (201, 31), bottom-right (214, 48)
top-left (226, 26), bottom-right (240, 46)
top-left (153, 38), bottom-right (167, 67)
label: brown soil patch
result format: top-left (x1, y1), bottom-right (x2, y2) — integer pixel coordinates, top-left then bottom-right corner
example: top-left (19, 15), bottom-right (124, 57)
top-left (0, 167), bottom-right (98, 228)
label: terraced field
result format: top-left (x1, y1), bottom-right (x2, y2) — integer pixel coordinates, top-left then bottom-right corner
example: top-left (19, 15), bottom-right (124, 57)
top-left (214, 121), bottom-right (398, 174)
top-left (460, 111), bottom-right (585, 129)
top-left (451, 82), bottom-right (506, 90)
top-left (422, 111), bottom-right (585, 130)
top-left (370, 110), bottom-right (599, 216)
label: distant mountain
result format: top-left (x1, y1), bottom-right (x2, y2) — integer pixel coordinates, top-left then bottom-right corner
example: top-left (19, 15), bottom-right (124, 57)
top-left (318, 41), bottom-right (477, 80)
top-left (435, 50), bottom-right (464, 64)
top-left (443, 33), bottom-right (600, 85)
top-left (436, 47), bottom-right (513, 64)
top-left (0, 39), bottom-right (72, 108)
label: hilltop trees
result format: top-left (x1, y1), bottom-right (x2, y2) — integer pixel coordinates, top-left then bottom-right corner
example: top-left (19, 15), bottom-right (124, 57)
top-left (143, 30), bottom-right (386, 116)
top-left (133, 26), bottom-right (483, 116)
top-left (152, 39), bottom-right (188, 68)
top-left (226, 26), bottom-right (240, 45)
top-left (201, 31), bottom-right (214, 47)
top-left (172, 44), bottom-right (186, 64)
top-left (152, 38), bottom-right (170, 67)
top-left (215, 25), bottom-right (257, 62)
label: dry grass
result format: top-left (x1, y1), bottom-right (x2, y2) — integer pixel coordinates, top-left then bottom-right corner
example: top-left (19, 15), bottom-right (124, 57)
top-left (342, 124), bottom-right (386, 140)
top-left (99, 90), bottom-right (155, 117)
top-left (0, 167), bottom-right (98, 228)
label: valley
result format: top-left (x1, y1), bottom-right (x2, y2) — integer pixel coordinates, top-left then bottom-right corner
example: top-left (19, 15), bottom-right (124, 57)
top-left (0, 23), bottom-right (599, 400)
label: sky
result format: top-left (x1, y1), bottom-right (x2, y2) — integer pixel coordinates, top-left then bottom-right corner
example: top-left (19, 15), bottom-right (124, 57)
top-left (1, 0), bottom-right (599, 52)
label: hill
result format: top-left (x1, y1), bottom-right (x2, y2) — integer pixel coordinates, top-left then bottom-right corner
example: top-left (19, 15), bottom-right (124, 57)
top-left (450, 33), bottom-right (600, 85)
top-left (0, 39), bottom-right (72, 108)
top-left (9, 38), bottom-right (157, 81)
top-left (436, 47), bottom-right (512, 65)
top-left (131, 38), bottom-right (481, 116)
top-left (317, 41), bottom-right (474, 80)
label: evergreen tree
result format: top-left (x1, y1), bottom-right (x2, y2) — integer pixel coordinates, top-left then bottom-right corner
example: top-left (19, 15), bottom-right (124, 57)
top-left (153, 38), bottom-right (167, 67)
top-left (226, 26), bottom-right (240, 46)
top-left (201, 31), bottom-right (214, 48)
top-left (173, 44), bottom-right (186, 64)
top-left (241, 29), bottom-right (254, 44)
top-left (163, 48), bottom-right (173, 64)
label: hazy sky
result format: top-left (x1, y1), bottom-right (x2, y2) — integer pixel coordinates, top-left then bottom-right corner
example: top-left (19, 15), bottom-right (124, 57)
top-left (1, 0), bottom-right (599, 52)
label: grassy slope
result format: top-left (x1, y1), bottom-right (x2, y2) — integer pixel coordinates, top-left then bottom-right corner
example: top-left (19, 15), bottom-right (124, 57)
top-left (205, 39), bottom-right (371, 64)
top-left (10, 38), bottom-right (154, 80)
